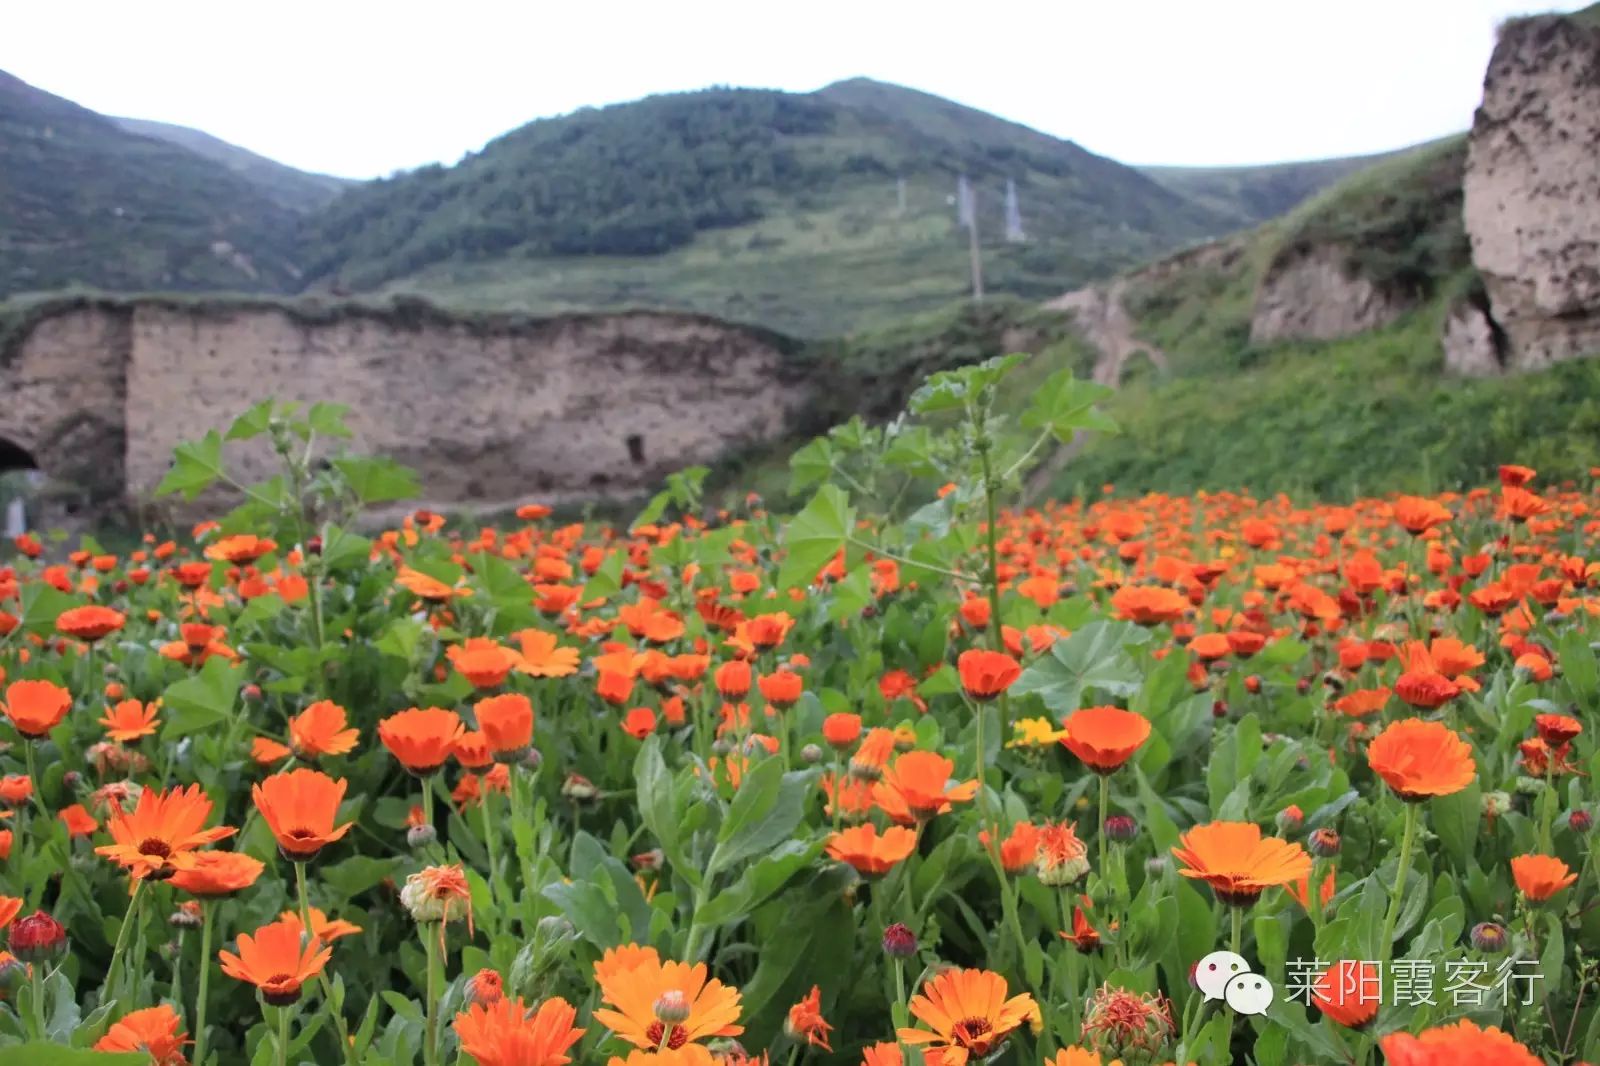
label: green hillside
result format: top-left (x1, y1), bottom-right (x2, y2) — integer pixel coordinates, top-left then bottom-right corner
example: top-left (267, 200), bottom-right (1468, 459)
top-left (0, 70), bottom-right (307, 297)
top-left (113, 116), bottom-right (351, 213)
top-left (1136, 147), bottom-right (1411, 226)
top-left (1047, 136), bottom-right (1600, 498)
top-left (297, 80), bottom-right (1232, 335)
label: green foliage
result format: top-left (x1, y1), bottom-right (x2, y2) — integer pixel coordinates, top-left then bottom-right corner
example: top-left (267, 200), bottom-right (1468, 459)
top-left (1138, 148), bottom-right (1409, 227)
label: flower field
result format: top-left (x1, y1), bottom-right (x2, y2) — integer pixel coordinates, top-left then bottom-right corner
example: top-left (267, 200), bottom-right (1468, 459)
top-left (0, 361), bottom-right (1596, 1065)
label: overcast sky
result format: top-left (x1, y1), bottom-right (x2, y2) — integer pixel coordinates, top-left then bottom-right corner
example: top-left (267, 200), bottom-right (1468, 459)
top-left (4, 0), bottom-right (1587, 180)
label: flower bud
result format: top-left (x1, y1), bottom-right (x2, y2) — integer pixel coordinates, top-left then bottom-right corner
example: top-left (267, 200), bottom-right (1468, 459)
top-left (1145, 856), bottom-right (1168, 877)
top-left (1104, 815), bottom-right (1139, 842)
top-left (711, 738), bottom-right (733, 757)
top-left (1275, 805), bottom-right (1304, 835)
top-left (1484, 791), bottom-right (1513, 818)
top-left (1212, 700), bottom-right (1229, 719)
top-left (406, 824), bottom-right (437, 849)
top-left (10, 912), bottom-right (67, 963)
top-left (1470, 922), bottom-right (1508, 953)
top-left (1308, 828), bottom-right (1341, 858)
top-left (242, 684), bottom-right (262, 703)
top-left (654, 989), bottom-right (691, 1024)
top-left (882, 922), bottom-right (918, 958)
top-left (561, 773), bottom-right (598, 802)
top-left (466, 968), bottom-right (504, 1006)
top-left (1569, 809), bottom-right (1593, 834)
top-left (521, 747), bottom-right (543, 771)
top-left (800, 743), bottom-right (822, 765)
top-left (169, 901), bottom-right (203, 929)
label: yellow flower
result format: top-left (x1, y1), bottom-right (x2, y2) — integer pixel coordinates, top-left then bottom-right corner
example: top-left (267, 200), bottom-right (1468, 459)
top-left (1007, 717), bottom-right (1067, 748)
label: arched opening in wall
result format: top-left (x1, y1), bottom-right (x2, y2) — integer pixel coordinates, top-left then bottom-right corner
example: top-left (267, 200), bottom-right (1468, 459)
top-left (0, 437), bottom-right (44, 534)
top-left (0, 438), bottom-right (38, 476)
top-left (626, 434), bottom-right (646, 464)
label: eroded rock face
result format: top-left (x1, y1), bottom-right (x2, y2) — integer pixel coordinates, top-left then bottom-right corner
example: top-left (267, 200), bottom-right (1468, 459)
top-left (1248, 246), bottom-right (1413, 345)
top-left (1441, 296), bottom-right (1506, 377)
top-left (1464, 14), bottom-right (1600, 370)
top-left (0, 299), bottom-right (809, 511)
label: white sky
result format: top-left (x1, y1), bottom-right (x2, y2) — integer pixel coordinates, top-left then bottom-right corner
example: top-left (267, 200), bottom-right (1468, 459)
top-left (3, 0), bottom-right (1588, 180)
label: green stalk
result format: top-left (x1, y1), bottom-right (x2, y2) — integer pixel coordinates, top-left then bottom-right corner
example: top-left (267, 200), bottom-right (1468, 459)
top-left (1378, 803), bottom-right (1420, 965)
top-left (1097, 774), bottom-right (1109, 881)
top-left (1231, 905), bottom-right (1243, 956)
top-left (28, 962), bottom-right (45, 1040)
top-left (276, 1004), bottom-right (290, 1066)
top-left (480, 791), bottom-right (503, 927)
top-left (104, 877), bottom-right (146, 1007)
top-left (194, 903), bottom-right (214, 1066)
top-left (422, 926), bottom-right (441, 1066)
top-left (23, 740), bottom-right (49, 821)
top-left (295, 862), bottom-right (312, 930)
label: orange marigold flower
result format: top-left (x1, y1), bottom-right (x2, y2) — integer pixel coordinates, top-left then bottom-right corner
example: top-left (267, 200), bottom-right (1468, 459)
top-left (3, 679), bottom-right (72, 738)
top-left (897, 968), bottom-right (1038, 1063)
top-left (219, 917), bottom-right (331, 1005)
top-left (592, 947), bottom-right (743, 1049)
top-left (1110, 585), bottom-right (1188, 626)
top-left (1060, 706), bottom-right (1150, 774)
top-left (785, 985), bottom-right (833, 1052)
top-left (758, 670), bottom-right (803, 708)
top-left (742, 612), bottom-right (794, 648)
top-left (205, 535), bottom-right (276, 564)
top-left (99, 699), bottom-right (160, 742)
top-left (448, 637), bottom-right (518, 689)
top-left (956, 649), bottom-right (1022, 702)
top-left (95, 784), bottom-right (235, 880)
top-left (713, 660), bottom-right (752, 700)
top-left (1171, 821), bottom-right (1311, 905)
top-left (475, 693), bottom-right (535, 760)
top-left (822, 712), bottom-right (862, 750)
top-left (1367, 719), bottom-right (1476, 801)
top-left (513, 629), bottom-right (581, 678)
top-left (379, 707), bottom-right (466, 775)
top-left (1311, 960), bottom-right (1381, 1028)
top-left (56, 605), bottom-right (126, 642)
top-left (252, 768), bottom-right (354, 861)
top-left (1534, 713), bottom-right (1582, 746)
top-left (58, 803), bottom-right (98, 838)
top-left (251, 737), bottom-right (292, 766)
top-left (1510, 854), bottom-right (1577, 901)
top-left (93, 1004), bottom-right (189, 1065)
top-left (826, 824), bottom-right (917, 876)
top-left (1331, 688), bottom-right (1390, 717)
top-left (1034, 821), bottom-right (1090, 885)
top-left (1378, 1018), bottom-right (1541, 1065)
top-left (401, 863), bottom-right (475, 934)
top-left (454, 995), bottom-right (585, 1066)
top-left (0, 896), bottom-right (20, 931)
top-left (873, 751), bottom-right (979, 823)
top-left (622, 708), bottom-right (657, 739)
top-left (169, 851), bottom-right (266, 897)
top-left (281, 906), bottom-right (363, 943)
top-left (980, 820), bottom-right (1041, 873)
top-left (289, 700), bottom-right (360, 759)
top-left (1392, 496), bottom-right (1451, 535)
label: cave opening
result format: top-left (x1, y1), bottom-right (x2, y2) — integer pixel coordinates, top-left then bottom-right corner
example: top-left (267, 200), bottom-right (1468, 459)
top-left (626, 434), bottom-right (646, 464)
top-left (0, 438), bottom-right (38, 476)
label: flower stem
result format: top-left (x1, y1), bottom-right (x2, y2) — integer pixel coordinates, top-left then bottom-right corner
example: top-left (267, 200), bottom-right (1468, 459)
top-left (295, 862), bottom-right (312, 931)
top-left (28, 962), bottom-right (45, 1040)
top-left (422, 926), bottom-right (440, 1066)
top-left (480, 792), bottom-right (501, 927)
top-left (1230, 905), bottom-right (1242, 956)
top-left (276, 1003), bottom-right (290, 1066)
top-left (23, 740), bottom-right (49, 821)
top-left (1097, 774), bottom-right (1109, 881)
top-left (105, 877), bottom-right (145, 1007)
top-left (1379, 803), bottom-right (1420, 965)
top-left (194, 903), bottom-right (213, 1066)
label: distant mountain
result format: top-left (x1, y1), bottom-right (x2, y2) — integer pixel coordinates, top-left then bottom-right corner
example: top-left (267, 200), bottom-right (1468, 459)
top-left (0, 70), bottom-right (303, 297)
top-left (113, 116), bottom-right (351, 213)
top-left (294, 79), bottom-right (1236, 334)
top-left (1136, 149), bottom-right (1414, 226)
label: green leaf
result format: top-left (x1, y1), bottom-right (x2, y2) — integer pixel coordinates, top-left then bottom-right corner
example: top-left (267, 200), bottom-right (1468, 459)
top-left (1431, 779), bottom-right (1482, 870)
top-left (1011, 620), bottom-right (1150, 711)
top-left (235, 593), bottom-right (285, 629)
top-left (787, 436), bottom-right (835, 495)
top-left (225, 400), bottom-right (277, 441)
top-left (0, 1048), bottom-right (142, 1065)
top-left (582, 550), bottom-right (626, 601)
top-left (160, 657), bottom-right (244, 738)
top-left (320, 856), bottom-right (402, 899)
top-left (18, 583), bottom-right (76, 635)
top-left (694, 839), bottom-right (823, 926)
top-left (307, 402), bottom-right (354, 438)
top-left (909, 354), bottom-right (1024, 414)
top-left (708, 759), bottom-right (812, 876)
top-left (1019, 367), bottom-right (1117, 441)
top-left (634, 737), bottom-right (697, 888)
top-left (776, 485), bottom-right (853, 590)
top-left (332, 456), bottom-right (420, 504)
top-left (630, 490), bottom-right (671, 532)
top-left (155, 430), bottom-right (226, 499)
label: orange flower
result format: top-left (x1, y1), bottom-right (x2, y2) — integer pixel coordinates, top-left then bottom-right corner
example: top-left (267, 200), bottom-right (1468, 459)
top-left (219, 917), bottom-right (331, 1005)
top-left (289, 700), bottom-right (360, 759)
top-left (714, 660), bottom-right (752, 699)
top-left (785, 985), bottom-right (833, 1052)
top-left (1311, 960), bottom-right (1380, 1028)
top-left (873, 751), bottom-right (978, 823)
top-left (170, 851), bottom-right (266, 897)
top-left (1391, 496), bottom-right (1451, 535)
top-left (1044, 1050), bottom-right (1106, 1066)
top-left (281, 906), bottom-right (363, 943)
top-left (56, 605), bottom-right (126, 641)
top-left (1534, 713), bottom-right (1582, 746)
top-left (454, 995), bottom-right (585, 1066)
top-left (98, 699), bottom-right (159, 742)
top-left (58, 803), bottom-right (98, 838)
top-left (96, 784), bottom-right (235, 880)
top-left (475, 693), bottom-right (535, 760)
top-left (980, 820), bottom-right (1042, 873)
top-left (448, 638), bottom-right (518, 688)
top-left (0, 896), bottom-right (20, 931)
top-left (1331, 688), bottom-right (1389, 717)
top-left (622, 708), bottom-right (657, 739)
top-left (1510, 854), bottom-right (1577, 901)
top-left (1034, 822), bottom-right (1090, 885)
top-left (1110, 585), bottom-right (1188, 625)
top-left (1367, 719), bottom-right (1476, 801)
top-left (401, 863), bottom-right (475, 934)
top-left (1378, 1019), bottom-right (1541, 1065)
top-left (898, 968), bottom-right (1038, 1064)
top-left (94, 1004), bottom-right (189, 1065)
top-left (1286, 869), bottom-right (1336, 913)
top-left (1171, 821), bottom-right (1311, 905)
top-left (758, 670), bottom-right (803, 708)
top-left (205, 534), bottom-right (277, 563)
top-left (252, 768), bottom-right (354, 860)
top-left (822, 712), bottom-right (862, 749)
top-left (252, 737), bottom-right (292, 766)
top-left (826, 824), bottom-right (917, 875)
top-left (3, 679), bottom-right (72, 738)
top-left (513, 629), bottom-right (581, 678)
top-left (1060, 706), bottom-right (1150, 773)
top-left (379, 707), bottom-right (466, 775)
top-left (592, 947), bottom-right (743, 1049)
top-left (956, 649), bottom-right (1021, 701)
top-left (1393, 671), bottom-right (1460, 710)
top-left (396, 566), bottom-right (459, 602)
top-left (455, 731), bottom-right (494, 769)
top-left (742, 612), bottom-right (794, 648)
